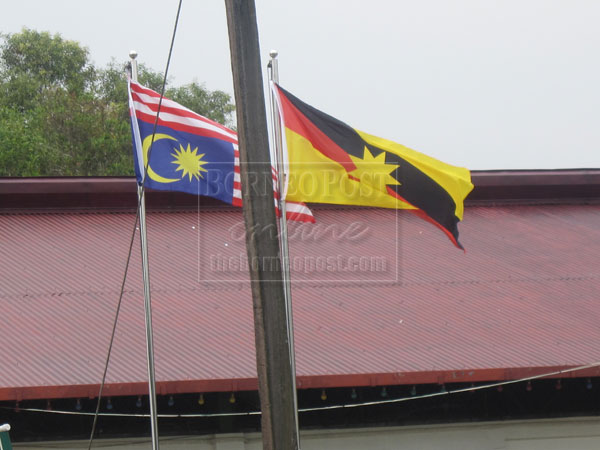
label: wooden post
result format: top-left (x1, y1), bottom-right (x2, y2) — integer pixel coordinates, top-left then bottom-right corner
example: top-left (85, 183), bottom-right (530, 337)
top-left (224, 1), bottom-right (298, 450)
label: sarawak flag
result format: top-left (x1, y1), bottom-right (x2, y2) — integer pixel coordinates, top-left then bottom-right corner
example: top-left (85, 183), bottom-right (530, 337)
top-left (272, 83), bottom-right (473, 248)
top-left (129, 80), bottom-right (314, 223)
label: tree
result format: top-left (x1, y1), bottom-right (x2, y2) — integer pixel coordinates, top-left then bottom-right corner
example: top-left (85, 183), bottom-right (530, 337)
top-left (0, 29), bottom-right (236, 177)
top-left (0, 29), bottom-right (95, 111)
top-left (0, 106), bottom-right (48, 176)
top-left (168, 82), bottom-right (236, 129)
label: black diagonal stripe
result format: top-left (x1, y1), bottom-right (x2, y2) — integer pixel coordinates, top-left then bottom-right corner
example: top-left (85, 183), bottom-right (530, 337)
top-left (378, 147), bottom-right (461, 245)
top-left (278, 85), bottom-right (367, 159)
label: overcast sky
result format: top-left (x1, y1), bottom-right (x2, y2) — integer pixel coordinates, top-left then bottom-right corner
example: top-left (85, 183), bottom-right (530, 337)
top-left (2, 0), bottom-right (599, 170)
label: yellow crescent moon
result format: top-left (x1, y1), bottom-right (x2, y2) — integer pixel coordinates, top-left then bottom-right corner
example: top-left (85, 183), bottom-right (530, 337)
top-left (142, 133), bottom-right (179, 183)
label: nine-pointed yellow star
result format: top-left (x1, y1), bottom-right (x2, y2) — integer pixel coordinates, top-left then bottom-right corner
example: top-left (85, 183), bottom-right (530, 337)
top-left (348, 146), bottom-right (400, 192)
top-left (171, 143), bottom-right (208, 181)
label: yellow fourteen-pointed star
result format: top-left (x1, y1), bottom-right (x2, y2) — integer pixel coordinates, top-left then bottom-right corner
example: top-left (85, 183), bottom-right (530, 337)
top-left (171, 143), bottom-right (208, 181)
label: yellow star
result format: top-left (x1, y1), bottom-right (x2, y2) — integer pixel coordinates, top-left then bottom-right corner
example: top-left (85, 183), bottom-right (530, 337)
top-left (171, 143), bottom-right (208, 181)
top-left (348, 146), bottom-right (400, 192)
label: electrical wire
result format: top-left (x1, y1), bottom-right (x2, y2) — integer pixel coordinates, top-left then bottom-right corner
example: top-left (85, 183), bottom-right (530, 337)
top-left (8, 361), bottom-right (598, 420)
top-left (86, 1), bottom-right (183, 449)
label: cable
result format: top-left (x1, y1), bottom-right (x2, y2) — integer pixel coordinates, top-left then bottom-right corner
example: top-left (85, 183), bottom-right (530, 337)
top-left (139, 0), bottom-right (183, 191)
top-left (85, 211), bottom-right (139, 450)
top-left (87, 1), bottom-right (183, 449)
top-left (8, 361), bottom-right (598, 420)
top-left (300, 361), bottom-right (600, 412)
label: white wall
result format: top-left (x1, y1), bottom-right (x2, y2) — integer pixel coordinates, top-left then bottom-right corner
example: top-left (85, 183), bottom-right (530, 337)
top-left (13, 416), bottom-right (600, 450)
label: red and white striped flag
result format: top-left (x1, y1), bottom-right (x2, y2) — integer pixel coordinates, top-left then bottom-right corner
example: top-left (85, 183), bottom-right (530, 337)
top-left (129, 80), bottom-right (314, 223)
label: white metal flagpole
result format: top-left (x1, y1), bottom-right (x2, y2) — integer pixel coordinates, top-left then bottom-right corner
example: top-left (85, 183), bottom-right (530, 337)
top-left (129, 50), bottom-right (160, 450)
top-left (267, 49), bottom-right (301, 446)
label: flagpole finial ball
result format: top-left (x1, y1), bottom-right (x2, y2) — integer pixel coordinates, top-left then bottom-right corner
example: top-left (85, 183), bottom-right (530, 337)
top-left (269, 50), bottom-right (278, 59)
top-left (129, 50), bottom-right (138, 60)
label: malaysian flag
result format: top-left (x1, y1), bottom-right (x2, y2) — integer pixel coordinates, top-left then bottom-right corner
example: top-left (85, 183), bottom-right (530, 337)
top-left (128, 80), bottom-right (314, 223)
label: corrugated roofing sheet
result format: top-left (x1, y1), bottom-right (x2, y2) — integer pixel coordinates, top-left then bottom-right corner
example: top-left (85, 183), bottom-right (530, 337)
top-left (1, 204), bottom-right (600, 400)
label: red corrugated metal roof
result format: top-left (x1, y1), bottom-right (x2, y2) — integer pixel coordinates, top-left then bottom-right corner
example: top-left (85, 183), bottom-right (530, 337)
top-left (1, 200), bottom-right (600, 401)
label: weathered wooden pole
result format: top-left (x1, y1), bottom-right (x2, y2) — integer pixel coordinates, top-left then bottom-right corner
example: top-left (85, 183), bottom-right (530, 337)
top-left (224, 1), bottom-right (299, 449)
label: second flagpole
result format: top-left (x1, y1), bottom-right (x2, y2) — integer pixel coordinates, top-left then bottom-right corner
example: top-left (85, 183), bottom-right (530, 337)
top-left (267, 50), bottom-right (301, 447)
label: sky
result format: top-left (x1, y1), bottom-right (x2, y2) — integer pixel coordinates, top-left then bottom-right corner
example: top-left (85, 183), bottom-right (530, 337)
top-left (1, 0), bottom-right (599, 170)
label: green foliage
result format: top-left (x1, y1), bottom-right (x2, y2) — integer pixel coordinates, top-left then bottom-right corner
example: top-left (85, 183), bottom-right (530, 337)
top-left (0, 29), bottom-right (95, 110)
top-left (0, 28), bottom-right (236, 177)
top-left (39, 89), bottom-right (133, 175)
top-left (0, 106), bottom-right (47, 176)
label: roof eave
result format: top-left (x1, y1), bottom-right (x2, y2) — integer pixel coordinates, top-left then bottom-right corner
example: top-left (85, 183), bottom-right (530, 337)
top-left (1, 169), bottom-right (599, 213)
